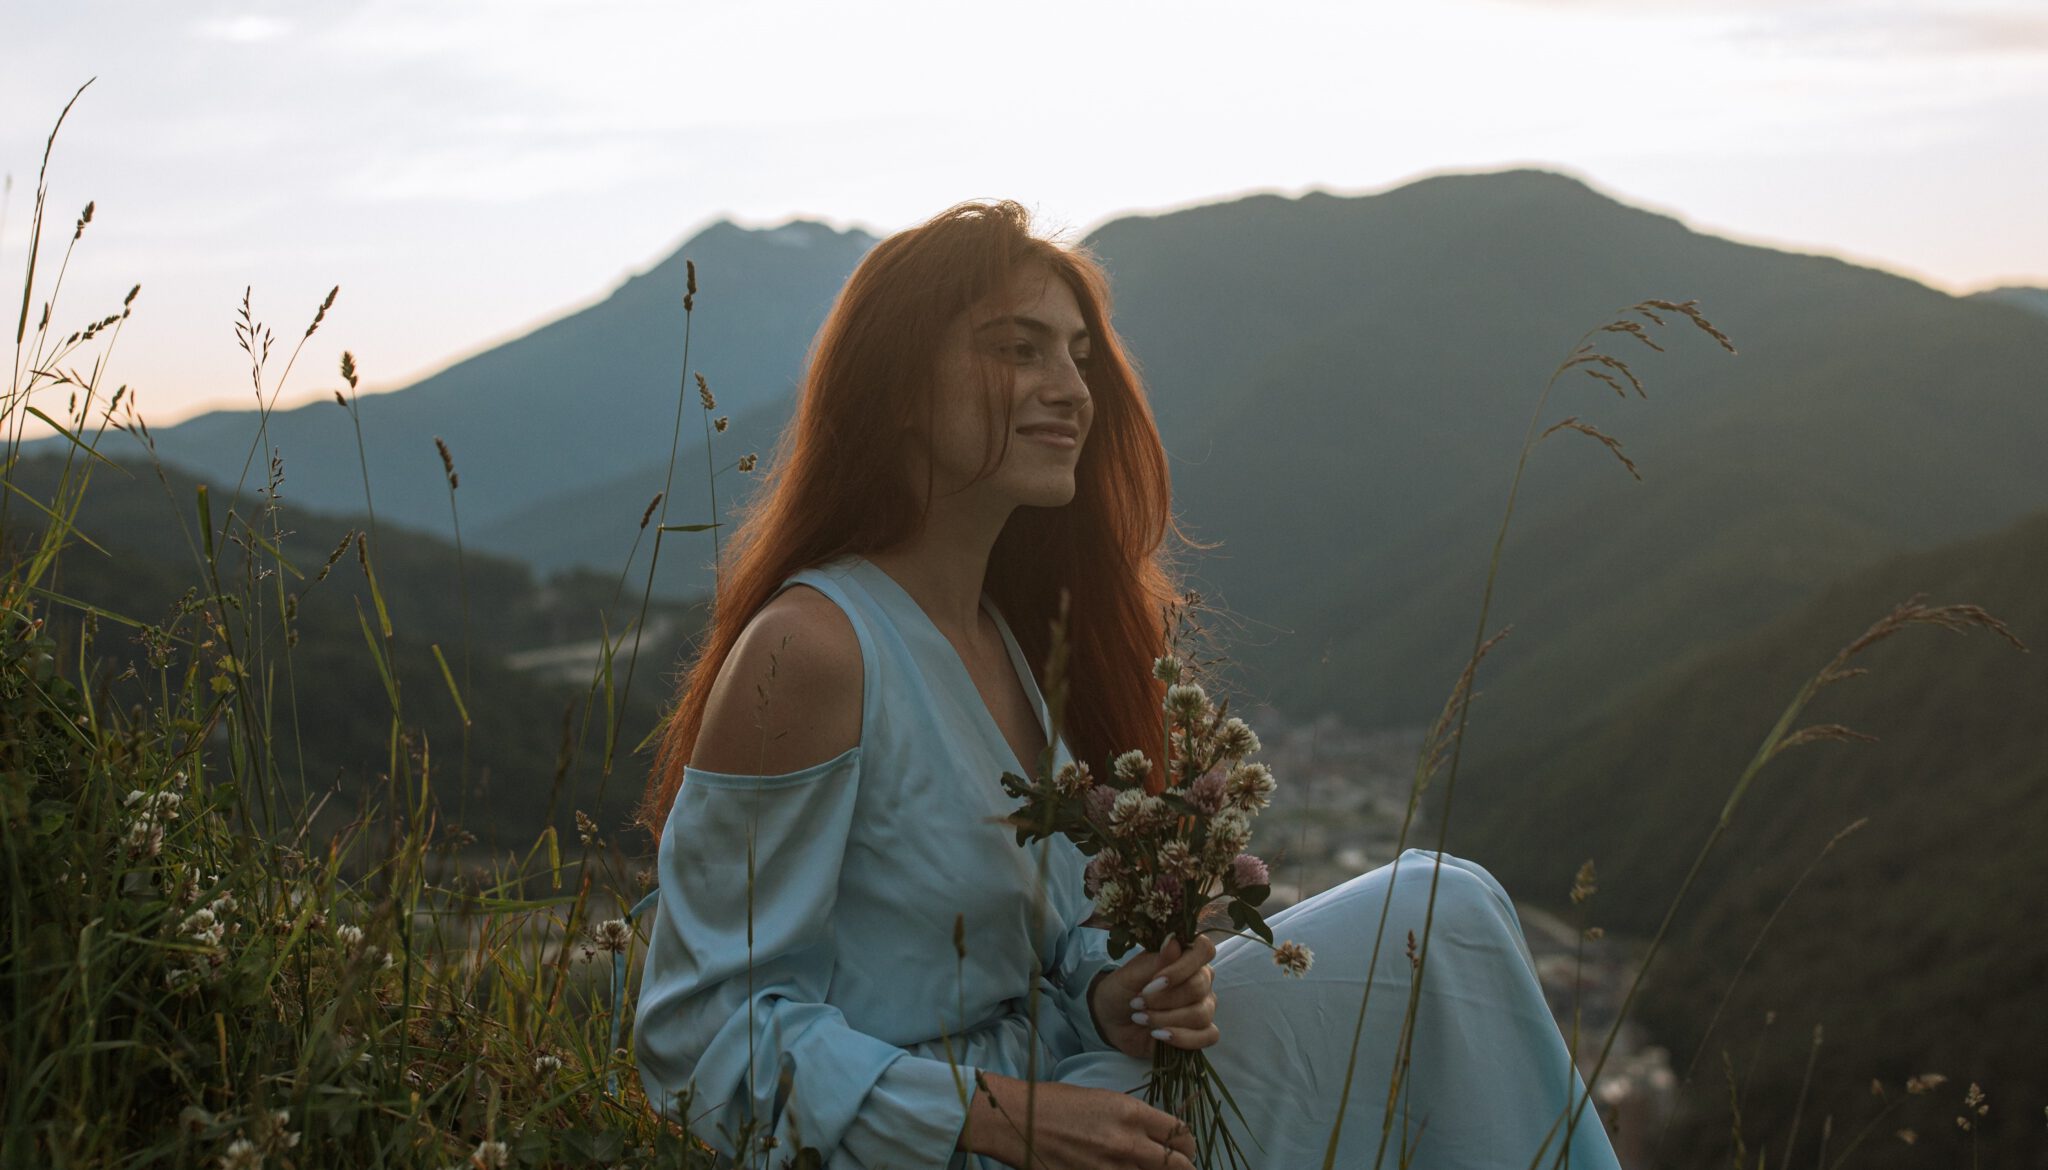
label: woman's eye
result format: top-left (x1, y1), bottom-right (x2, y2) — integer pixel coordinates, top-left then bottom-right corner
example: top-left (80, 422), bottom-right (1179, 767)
top-left (997, 341), bottom-right (1090, 371)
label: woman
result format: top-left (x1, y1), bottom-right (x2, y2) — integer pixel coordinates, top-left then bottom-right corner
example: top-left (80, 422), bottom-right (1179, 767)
top-left (632, 200), bottom-right (1621, 1170)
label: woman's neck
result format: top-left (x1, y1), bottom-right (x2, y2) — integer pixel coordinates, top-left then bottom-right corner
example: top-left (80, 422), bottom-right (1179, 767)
top-left (865, 503), bottom-right (1011, 642)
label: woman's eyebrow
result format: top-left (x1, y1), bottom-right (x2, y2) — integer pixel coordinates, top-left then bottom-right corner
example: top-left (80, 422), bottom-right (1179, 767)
top-left (974, 314), bottom-right (1091, 344)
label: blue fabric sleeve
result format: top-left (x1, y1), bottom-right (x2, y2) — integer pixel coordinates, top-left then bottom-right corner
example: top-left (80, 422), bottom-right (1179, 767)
top-left (634, 746), bottom-right (974, 1167)
top-left (1045, 912), bottom-right (1121, 1054)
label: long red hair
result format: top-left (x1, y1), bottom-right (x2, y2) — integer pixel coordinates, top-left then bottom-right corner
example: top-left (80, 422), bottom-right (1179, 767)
top-left (636, 199), bottom-right (1210, 842)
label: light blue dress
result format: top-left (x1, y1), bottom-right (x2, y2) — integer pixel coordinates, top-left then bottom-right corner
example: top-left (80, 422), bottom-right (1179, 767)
top-left (635, 553), bottom-right (1622, 1170)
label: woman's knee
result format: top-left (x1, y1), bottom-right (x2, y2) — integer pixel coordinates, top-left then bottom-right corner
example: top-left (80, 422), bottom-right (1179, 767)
top-left (1389, 849), bottom-right (1515, 928)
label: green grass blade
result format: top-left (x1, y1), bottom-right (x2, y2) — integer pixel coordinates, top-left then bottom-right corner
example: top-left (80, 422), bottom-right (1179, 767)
top-left (355, 598), bottom-right (400, 714)
top-left (0, 476), bottom-right (109, 555)
top-left (24, 406), bottom-right (120, 470)
top-left (196, 483), bottom-right (214, 563)
top-left (431, 642), bottom-right (471, 727)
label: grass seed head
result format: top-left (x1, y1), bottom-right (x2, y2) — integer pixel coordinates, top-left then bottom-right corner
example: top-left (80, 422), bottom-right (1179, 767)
top-left (1541, 416), bottom-right (1640, 481)
top-left (434, 436), bottom-right (457, 489)
top-left (1571, 858), bottom-right (1598, 904)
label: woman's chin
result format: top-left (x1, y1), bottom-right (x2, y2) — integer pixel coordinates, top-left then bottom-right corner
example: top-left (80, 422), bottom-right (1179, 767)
top-left (1024, 482), bottom-right (1078, 509)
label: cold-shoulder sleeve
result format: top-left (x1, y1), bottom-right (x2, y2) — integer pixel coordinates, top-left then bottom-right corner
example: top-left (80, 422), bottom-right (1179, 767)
top-left (634, 746), bottom-right (976, 1167)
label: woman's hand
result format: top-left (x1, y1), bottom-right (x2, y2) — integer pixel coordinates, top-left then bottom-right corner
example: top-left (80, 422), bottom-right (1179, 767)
top-left (1089, 933), bottom-right (1220, 1061)
top-left (963, 1072), bottom-right (1197, 1169)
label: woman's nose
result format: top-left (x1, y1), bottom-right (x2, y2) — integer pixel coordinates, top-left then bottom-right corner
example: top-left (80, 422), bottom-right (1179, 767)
top-left (1045, 353), bottom-right (1090, 404)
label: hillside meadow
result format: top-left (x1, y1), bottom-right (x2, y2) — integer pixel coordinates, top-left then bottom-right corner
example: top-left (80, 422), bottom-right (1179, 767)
top-left (7, 96), bottom-right (2042, 1169)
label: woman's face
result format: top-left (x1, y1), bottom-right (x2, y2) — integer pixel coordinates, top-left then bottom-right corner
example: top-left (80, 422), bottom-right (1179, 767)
top-left (914, 263), bottom-right (1095, 511)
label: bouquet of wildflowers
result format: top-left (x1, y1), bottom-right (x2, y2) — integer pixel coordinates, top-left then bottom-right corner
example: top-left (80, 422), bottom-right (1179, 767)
top-left (998, 649), bottom-right (1312, 1169)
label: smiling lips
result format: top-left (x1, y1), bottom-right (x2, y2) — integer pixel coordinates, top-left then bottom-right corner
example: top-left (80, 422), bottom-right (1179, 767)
top-left (1018, 422), bottom-right (1080, 448)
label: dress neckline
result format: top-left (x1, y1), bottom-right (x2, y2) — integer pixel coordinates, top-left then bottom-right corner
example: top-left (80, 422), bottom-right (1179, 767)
top-left (839, 554), bottom-right (1054, 780)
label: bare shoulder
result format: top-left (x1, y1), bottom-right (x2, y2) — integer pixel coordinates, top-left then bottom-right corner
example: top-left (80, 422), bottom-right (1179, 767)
top-left (688, 584), bottom-right (864, 777)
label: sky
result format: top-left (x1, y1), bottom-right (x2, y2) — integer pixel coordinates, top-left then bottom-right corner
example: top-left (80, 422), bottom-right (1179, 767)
top-left (4, 0), bottom-right (2046, 429)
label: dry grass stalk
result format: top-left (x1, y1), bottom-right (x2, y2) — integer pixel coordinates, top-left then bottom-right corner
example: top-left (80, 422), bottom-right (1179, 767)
top-left (1539, 417), bottom-right (1639, 480)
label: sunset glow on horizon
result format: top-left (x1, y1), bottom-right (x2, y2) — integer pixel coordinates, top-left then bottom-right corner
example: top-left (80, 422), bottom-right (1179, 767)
top-left (4, 0), bottom-right (2045, 427)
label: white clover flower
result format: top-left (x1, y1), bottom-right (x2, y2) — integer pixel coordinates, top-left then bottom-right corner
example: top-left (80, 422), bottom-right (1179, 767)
top-left (1136, 795), bottom-right (1175, 836)
top-left (534, 1053), bottom-right (563, 1077)
top-left (1159, 839), bottom-right (1198, 879)
top-left (1273, 940), bottom-right (1314, 977)
top-left (178, 1104), bottom-right (215, 1134)
top-left (471, 1138), bottom-right (511, 1169)
top-left (218, 1137), bottom-right (262, 1170)
top-left (1095, 880), bottom-right (1128, 918)
top-left (166, 965), bottom-right (201, 996)
top-left (1052, 760), bottom-right (1094, 796)
top-left (1164, 683), bottom-right (1208, 724)
top-left (262, 1109), bottom-right (300, 1150)
top-left (122, 815), bottom-right (164, 859)
top-left (1208, 809), bottom-right (1253, 858)
top-left (1083, 853), bottom-right (1112, 898)
top-left (1141, 886), bottom-right (1178, 924)
top-left (1214, 717), bottom-right (1260, 761)
top-left (1108, 789), bottom-right (1149, 838)
top-left (1225, 762), bottom-right (1276, 811)
top-left (593, 918), bottom-right (633, 955)
top-left (1151, 654), bottom-right (1183, 684)
top-left (181, 907), bottom-right (224, 948)
top-left (335, 924), bottom-right (364, 950)
top-left (1111, 750), bottom-right (1152, 787)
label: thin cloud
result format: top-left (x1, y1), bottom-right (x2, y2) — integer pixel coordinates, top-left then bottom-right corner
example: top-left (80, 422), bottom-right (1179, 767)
top-left (339, 137), bottom-right (660, 203)
top-left (1733, 6), bottom-right (2048, 57)
top-left (1488, 0), bottom-right (2048, 56)
top-left (191, 15), bottom-right (291, 44)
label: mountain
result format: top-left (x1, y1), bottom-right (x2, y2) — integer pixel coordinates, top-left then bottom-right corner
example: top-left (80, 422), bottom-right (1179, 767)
top-left (1096, 172), bottom-right (2048, 743)
top-left (95, 218), bottom-right (875, 544)
top-left (3, 453), bottom-right (699, 846)
top-left (77, 169), bottom-right (2048, 798)
top-left (1967, 283), bottom-right (2048, 318)
top-left (1446, 506), bottom-right (2048, 1170)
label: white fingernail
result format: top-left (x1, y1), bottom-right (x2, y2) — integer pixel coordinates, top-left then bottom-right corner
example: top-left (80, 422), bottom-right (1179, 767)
top-left (1131, 1011), bottom-right (1149, 1026)
top-left (1150, 1027), bottom-right (1172, 1041)
top-left (1142, 976), bottom-right (1168, 995)
top-left (1130, 995), bottom-right (1146, 1010)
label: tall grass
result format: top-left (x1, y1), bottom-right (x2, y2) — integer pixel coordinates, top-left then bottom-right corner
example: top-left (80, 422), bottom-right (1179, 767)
top-left (1, 85), bottom-right (729, 1169)
top-left (1, 82), bottom-right (2025, 1170)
